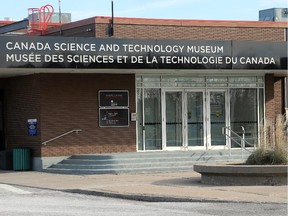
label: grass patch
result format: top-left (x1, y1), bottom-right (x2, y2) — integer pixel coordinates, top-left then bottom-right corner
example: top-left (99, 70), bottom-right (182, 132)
top-left (246, 114), bottom-right (288, 165)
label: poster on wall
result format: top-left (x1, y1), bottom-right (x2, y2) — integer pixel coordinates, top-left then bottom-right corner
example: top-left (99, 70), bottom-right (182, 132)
top-left (99, 90), bottom-right (129, 107)
top-left (99, 108), bottom-right (129, 127)
top-left (27, 119), bottom-right (37, 136)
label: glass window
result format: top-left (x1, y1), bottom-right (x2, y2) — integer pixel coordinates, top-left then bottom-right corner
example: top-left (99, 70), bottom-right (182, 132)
top-left (230, 89), bottom-right (258, 148)
top-left (257, 77), bottom-right (263, 82)
top-left (207, 77), bottom-right (228, 83)
top-left (161, 76), bottom-right (205, 87)
top-left (229, 77), bottom-right (257, 83)
top-left (143, 76), bottom-right (160, 82)
top-left (206, 77), bottom-right (228, 87)
top-left (143, 76), bottom-right (161, 87)
top-left (229, 83), bottom-right (257, 87)
top-left (161, 76), bottom-right (205, 82)
top-left (207, 83), bottom-right (227, 87)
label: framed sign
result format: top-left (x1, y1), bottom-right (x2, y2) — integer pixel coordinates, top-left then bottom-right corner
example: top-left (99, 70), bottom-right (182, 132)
top-left (99, 108), bottom-right (129, 127)
top-left (27, 119), bottom-right (37, 136)
top-left (99, 90), bottom-right (129, 107)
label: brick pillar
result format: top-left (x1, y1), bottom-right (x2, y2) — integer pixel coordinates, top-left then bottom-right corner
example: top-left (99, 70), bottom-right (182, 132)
top-left (265, 74), bottom-right (275, 122)
top-left (274, 77), bottom-right (284, 116)
top-left (265, 74), bottom-right (285, 122)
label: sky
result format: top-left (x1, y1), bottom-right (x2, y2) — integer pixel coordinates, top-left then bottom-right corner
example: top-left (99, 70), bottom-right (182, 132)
top-left (0, 0), bottom-right (287, 22)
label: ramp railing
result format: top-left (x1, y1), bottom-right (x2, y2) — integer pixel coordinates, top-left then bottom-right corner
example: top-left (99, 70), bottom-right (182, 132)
top-left (222, 126), bottom-right (255, 160)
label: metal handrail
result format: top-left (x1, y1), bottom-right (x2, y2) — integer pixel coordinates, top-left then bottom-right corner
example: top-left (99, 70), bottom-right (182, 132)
top-left (222, 126), bottom-right (254, 160)
top-left (42, 129), bottom-right (82, 145)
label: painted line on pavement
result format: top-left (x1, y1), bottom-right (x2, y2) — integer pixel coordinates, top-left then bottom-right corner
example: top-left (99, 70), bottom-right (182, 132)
top-left (0, 184), bottom-right (32, 194)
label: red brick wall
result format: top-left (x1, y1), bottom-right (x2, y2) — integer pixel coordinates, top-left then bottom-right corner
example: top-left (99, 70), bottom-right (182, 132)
top-left (274, 77), bottom-right (284, 115)
top-left (265, 74), bottom-right (285, 122)
top-left (40, 73), bottom-right (136, 157)
top-left (48, 23), bottom-right (96, 37)
top-left (265, 74), bottom-right (275, 122)
top-left (96, 23), bottom-right (285, 41)
top-left (47, 17), bottom-right (285, 41)
top-left (5, 75), bottom-right (41, 157)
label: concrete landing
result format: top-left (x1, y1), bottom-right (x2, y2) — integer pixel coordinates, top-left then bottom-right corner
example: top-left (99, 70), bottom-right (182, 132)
top-left (0, 170), bottom-right (287, 204)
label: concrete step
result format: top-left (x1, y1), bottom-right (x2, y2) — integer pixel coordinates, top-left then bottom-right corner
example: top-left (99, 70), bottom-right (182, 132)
top-left (58, 156), bottom-right (243, 166)
top-left (51, 160), bottom-right (202, 170)
top-left (45, 165), bottom-right (196, 175)
top-left (69, 150), bottom-right (250, 160)
top-left (44, 150), bottom-right (252, 175)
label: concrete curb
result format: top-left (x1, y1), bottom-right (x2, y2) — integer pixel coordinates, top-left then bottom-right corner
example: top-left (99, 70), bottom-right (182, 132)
top-left (63, 189), bottom-right (271, 204)
top-left (194, 164), bottom-right (288, 186)
top-left (2, 183), bottom-right (252, 203)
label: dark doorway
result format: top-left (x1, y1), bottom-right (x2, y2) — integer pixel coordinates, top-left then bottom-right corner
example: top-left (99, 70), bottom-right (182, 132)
top-left (0, 90), bottom-right (5, 151)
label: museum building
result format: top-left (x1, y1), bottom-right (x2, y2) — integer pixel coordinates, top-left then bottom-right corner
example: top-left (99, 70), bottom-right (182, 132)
top-left (0, 13), bottom-right (287, 170)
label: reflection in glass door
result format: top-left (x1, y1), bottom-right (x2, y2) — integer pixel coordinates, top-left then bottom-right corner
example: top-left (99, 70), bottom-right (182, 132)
top-left (165, 91), bottom-right (183, 147)
top-left (187, 92), bottom-right (204, 147)
top-left (137, 88), bottom-right (162, 151)
top-left (230, 88), bottom-right (258, 147)
top-left (164, 90), bottom-right (205, 150)
top-left (208, 91), bottom-right (227, 147)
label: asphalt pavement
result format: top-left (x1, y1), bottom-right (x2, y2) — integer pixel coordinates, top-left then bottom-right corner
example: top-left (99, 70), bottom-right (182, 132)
top-left (0, 170), bottom-right (287, 203)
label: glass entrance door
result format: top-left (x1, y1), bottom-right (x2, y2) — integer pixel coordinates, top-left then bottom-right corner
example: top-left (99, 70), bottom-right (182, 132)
top-left (137, 75), bottom-right (263, 152)
top-left (186, 91), bottom-right (205, 147)
top-left (163, 89), bottom-right (227, 150)
top-left (165, 91), bottom-right (183, 148)
top-left (141, 89), bottom-right (162, 151)
top-left (163, 90), bottom-right (205, 150)
top-left (207, 90), bottom-right (228, 148)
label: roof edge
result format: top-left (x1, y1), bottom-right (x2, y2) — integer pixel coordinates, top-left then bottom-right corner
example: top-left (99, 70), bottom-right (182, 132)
top-left (95, 16), bottom-right (288, 28)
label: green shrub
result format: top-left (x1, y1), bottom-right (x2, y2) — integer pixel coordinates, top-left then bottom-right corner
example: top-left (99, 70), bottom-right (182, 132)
top-left (246, 148), bottom-right (287, 165)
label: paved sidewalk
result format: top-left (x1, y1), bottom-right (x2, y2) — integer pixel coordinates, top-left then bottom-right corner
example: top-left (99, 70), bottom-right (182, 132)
top-left (0, 170), bottom-right (287, 203)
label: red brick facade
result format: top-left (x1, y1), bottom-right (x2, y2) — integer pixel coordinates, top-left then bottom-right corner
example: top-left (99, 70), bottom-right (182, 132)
top-left (96, 23), bottom-right (285, 41)
top-left (47, 17), bottom-right (286, 41)
top-left (265, 74), bottom-right (286, 122)
top-left (0, 73), bottom-right (136, 157)
top-left (1, 75), bottom-right (41, 155)
top-left (273, 77), bottom-right (285, 117)
top-left (40, 74), bottom-right (136, 157)
top-left (0, 17), bottom-right (286, 160)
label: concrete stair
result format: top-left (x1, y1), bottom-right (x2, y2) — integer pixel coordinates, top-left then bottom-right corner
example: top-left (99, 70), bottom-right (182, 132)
top-left (44, 149), bottom-right (252, 175)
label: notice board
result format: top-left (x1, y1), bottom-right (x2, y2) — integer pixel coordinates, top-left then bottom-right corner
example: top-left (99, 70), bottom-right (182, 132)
top-left (99, 91), bottom-right (129, 107)
top-left (99, 108), bottom-right (129, 127)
